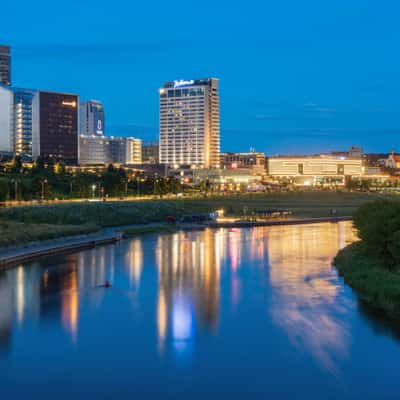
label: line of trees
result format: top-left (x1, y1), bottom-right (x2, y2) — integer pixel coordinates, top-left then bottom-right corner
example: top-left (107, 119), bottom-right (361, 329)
top-left (0, 157), bottom-right (183, 201)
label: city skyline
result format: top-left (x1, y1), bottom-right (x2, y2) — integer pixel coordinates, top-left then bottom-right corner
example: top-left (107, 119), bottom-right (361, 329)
top-left (2, 0), bottom-right (400, 154)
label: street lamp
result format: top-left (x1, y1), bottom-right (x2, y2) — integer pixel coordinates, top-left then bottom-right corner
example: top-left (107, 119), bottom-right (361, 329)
top-left (41, 179), bottom-right (48, 201)
top-left (92, 184), bottom-right (96, 199)
top-left (11, 179), bottom-right (18, 202)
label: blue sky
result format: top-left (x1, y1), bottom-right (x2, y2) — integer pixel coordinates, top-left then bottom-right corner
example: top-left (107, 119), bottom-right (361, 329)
top-left (2, 0), bottom-right (400, 154)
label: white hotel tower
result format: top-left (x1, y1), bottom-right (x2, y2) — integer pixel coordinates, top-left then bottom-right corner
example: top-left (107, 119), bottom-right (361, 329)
top-left (159, 78), bottom-right (220, 168)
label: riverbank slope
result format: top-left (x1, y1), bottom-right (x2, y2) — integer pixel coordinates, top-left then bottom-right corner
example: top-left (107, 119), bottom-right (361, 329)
top-left (335, 243), bottom-right (400, 318)
top-left (0, 191), bottom-right (397, 248)
top-left (334, 199), bottom-right (400, 320)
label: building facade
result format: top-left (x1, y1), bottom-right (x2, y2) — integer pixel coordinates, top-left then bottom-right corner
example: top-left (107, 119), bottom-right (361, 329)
top-left (80, 100), bottom-right (105, 136)
top-left (79, 135), bottom-right (142, 165)
top-left (0, 45), bottom-right (11, 86)
top-left (39, 91), bottom-right (79, 164)
top-left (268, 154), bottom-right (363, 185)
top-left (220, 152), bottom-right (266, 175)
top-left (125, 137), bottom-right (142, 165)
top-left (0, 85), bottom-right (13, 154)
top-left (159, 78), bottom-right (220, 168)
top-left (385, 152), bottom-right (400, 169)
top-left (193, 168), bottom-right (262, 191)
top-left (13, 88), bottom-right (40, 158)
top-left (142, 141), bottom-right (159, 164)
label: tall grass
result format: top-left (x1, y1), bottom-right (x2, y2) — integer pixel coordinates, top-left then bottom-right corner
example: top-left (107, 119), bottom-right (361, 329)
top-left (0, 220), bottom-right (98, 247)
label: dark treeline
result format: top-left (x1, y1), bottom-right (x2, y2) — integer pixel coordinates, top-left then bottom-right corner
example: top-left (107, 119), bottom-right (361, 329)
top-left (0, 156), bottom-right (183, 201)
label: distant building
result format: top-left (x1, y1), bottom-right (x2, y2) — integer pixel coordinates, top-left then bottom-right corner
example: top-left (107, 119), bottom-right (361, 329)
top-left (385, 152), bottom-right (400, 169)
top-left (13, 88), bottom-right (40, 158)
top-left (364, 166), bottom-right (383, 176)
top-left (79, 135), bottom-right (142, 165)
top-left (142, 141), bottom-right (159, 164)
top-left (39, 91), bottom-right (79, 164)
top-left (0, 85), bottom-right (13, 153)
top-left (193, 168), bottom-right (262, 191)
top-left (348, 146), bottom-right (363, 158)
top-left (125, 137), bottom-right (142, 164)
top-left (159, 78), bottom-right (220, 168)
top-left (0, 45), bottom-right (11, 86)
top-left (268, 153), bottom-right (363, 185)
top-left (0, 85), bottom-right (79, 164)
top-left (220, 151), bottom-right (266, 175)
top-left (80, 100), bottom-right (105, 136)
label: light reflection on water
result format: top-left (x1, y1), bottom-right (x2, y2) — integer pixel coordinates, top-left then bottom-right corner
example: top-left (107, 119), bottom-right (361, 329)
top-left (266, 223), bottom-right (357, 376)
top-left (1, 222), bottom-right (400, 399)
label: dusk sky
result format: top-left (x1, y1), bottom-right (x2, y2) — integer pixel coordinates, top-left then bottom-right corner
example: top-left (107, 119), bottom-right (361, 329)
top-left (2, 0), bottom-right (400, 154)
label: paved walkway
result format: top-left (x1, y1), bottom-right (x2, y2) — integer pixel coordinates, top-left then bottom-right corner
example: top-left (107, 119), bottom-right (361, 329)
top-left (0, 229), bottom-right (123, 269)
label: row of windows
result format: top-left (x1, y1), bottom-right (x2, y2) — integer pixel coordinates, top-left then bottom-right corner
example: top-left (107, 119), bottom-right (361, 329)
top-left (160, 88), bottom-right (205, 97)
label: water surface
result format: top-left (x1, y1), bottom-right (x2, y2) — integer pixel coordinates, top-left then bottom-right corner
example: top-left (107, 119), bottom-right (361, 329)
top-left (0, 222), bottom-right (399, 399)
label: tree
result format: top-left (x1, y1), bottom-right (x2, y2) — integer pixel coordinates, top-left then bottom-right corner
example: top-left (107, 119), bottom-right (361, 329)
top-left (353, 200), bottom-right (400, 268)
top-left (9, 156), bottom-right (23, 173)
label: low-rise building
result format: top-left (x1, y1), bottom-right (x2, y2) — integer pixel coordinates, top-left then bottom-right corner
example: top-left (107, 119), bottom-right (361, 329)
top-left (193, 168), bottom-right (263, 191)
top-left (141, 141), bottom-right (159, 164)
top-left (220, 151), bottom-right (266, 175)
top-left (385, 152), bottom-right (400, 169)
top-left (79, 135), bottom-right (142, 165)
top-left (268, 153), bottom-right (363, 186)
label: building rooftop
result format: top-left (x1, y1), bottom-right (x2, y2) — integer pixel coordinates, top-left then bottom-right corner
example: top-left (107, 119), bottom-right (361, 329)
top-left (163, 78), bottom-right (218, 89)
top-left (268, 153), bottom-right (362, 160)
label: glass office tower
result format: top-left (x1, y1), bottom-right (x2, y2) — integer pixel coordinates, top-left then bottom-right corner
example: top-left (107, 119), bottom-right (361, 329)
top-left (80, 100), bottom-right (105, 136)
top-left (159, 78), bottom-right (220, 168)
top-left (13, 89), bottom-right (39, 158)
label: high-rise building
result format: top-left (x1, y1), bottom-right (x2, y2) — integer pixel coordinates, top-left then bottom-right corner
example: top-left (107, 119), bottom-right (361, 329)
top-left (80, 100), bottom-right (105, 136)
top-left (0, 45), bottom-right (11, 86)
top-left (79, 135), bottom-right (142, 165)
top-left (0, 85), bottom-right (13, 154)
top-left (39, 91), bottom-right (79, 165)
top-left (13, 88), bottom-right (40, 158)
top-left (1, 85), bottom-right (79, 163)
top-left (159, 78), bottom-right (220, 168)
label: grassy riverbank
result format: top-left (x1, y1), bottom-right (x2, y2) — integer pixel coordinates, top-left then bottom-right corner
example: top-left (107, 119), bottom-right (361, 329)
top-left (334, 199), bottom-right (400, 320)
top-left (0, 220), bottom-right (98, 247)
top-left (1, 191), bottom-right (396, 225)
top-left (0, 192), bottom-right (398, 247)
top-left (335, 242), bottom-right (400, 318)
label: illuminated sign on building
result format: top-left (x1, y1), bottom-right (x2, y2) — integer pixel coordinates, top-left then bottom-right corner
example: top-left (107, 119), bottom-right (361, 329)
top-left (96, 120), bottom-right (103, 135)
top-left (173, 80), bottom-right (194, 88)
top-left (62, 100), bottom-right (77, 108)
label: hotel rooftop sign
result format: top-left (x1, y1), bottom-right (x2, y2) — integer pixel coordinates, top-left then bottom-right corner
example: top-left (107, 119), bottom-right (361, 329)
top-left (173, 79), bottom-right (195, 88)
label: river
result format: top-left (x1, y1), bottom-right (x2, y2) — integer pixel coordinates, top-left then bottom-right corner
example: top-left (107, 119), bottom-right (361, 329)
top-left (0, 221), bottom-right (399, 399)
